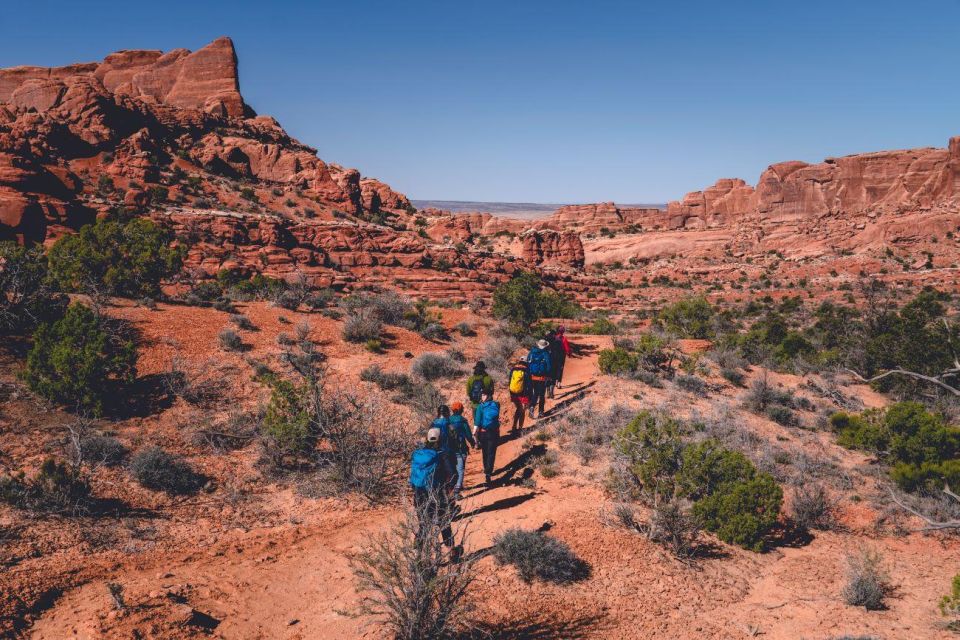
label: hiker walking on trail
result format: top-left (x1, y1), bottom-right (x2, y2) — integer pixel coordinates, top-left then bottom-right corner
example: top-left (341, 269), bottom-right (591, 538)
top-left (448, 402), bottom-right (475, 498)
top-left (465, 361), bottom-right (494, 410)
top-left (431, 404), bottom-right (458, 473)
top-left (507, 356), bottom-right (532, 432)
top-left (409, 427), bottom-right (461, 558)
top-left (472, 390), bottom-right (501, 487)
top-left (547, 326), bottom-right (572, 398)
top-left (527, 338), bottom-right (552, 419)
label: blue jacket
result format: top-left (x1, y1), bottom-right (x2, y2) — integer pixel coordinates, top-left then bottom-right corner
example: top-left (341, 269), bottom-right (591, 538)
top-left (527, 347), bottom-right (552, 378)
top-left (474, 400), bottom-right (501, 433)
top-left (448, 414), bottom-right (476, 454)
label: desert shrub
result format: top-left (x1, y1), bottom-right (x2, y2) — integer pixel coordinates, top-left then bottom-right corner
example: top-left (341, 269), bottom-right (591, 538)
top-left (218, 328), bottom-right (244, 352)
top-left (558, 402), bottom-right (632, 464)
top-left (419, 322), bottom-right (449, 342)
top-left (647, 499), bottom-right (701, 559)
top-left (191, 280), bottom-right (223, 301)
top-left (341, 290), bottom-right (413, 326)
top-left (691, 473), bottom-right (783, 552)
top-left (411, 352), bottom-right (462, 381)
top-left (0, 458), bottom-right (91, 515)
top-left (939, 574), bottom-right (960, 618)
top-left (598, 347), bottom-right (638, 376)
top-left (364, 338), bottom-right (384, 353)
top-left (353, 504), bottom-right (474, 640)
top-left (47, 217), bottom-right (183, 298)
top-left (791, 484), bottom-right (836, 531)
top-left (492, 271), bottom-right (580, 333)
top-left (744, 374), bottom-right (794, 413)
top-left (766, 405), bottom-right (797, 426)
top-left (230, 314), bottom-right (256, 331)
top-left (613, 411), bottom-right (687, 504)
top-left (483, 334), bottom-right (520, 374)
top-left (0, 242), bottom-right (67, 334)
top-left (678, 440), bottom-right (757, 501)
top-left (633, 334), bottom-right (671, 372)
top-left (260, 374), bottom-right (413, 495)
top-left (721, 367), bottom-right (745, 386)
top-left (675, 374), bottom-right (708, 396)
top-left (193, 409), bottom-right (258, 452)
top-left (23, 304), bottom-right (137, 416)
top-left (73, 434), bottom-right (128, 467)
top-left (130, 447), bottom-right (205, 495)
top-left (842, 550), bottom-right (891, 610)
top-left (831, 402), bottom-right (960, 493)
top-left (583, 315), bottom-right (619, 335)
top-left (261, 378), bottom-right (315, 465)
top-left (659, 296), bottom-right (714, 339)
top-left (277, 332), bottom-right (295, 346)
top-left (454, 321), bottom-right (474, 336)
top-left (342, 311), bottom-right (383, 343)
top-left (361, 365), bottom-right (415, 391)
top-left (491, 528), bottom-right (590, 584)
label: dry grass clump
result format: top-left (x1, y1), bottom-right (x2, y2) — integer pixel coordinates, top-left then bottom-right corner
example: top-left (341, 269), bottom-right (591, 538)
top-left (842, 550), bottom-right (892, 610)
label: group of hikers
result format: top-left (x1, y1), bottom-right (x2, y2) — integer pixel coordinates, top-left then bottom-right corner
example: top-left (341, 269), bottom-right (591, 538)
top-left (408, 326), bottom-right (573, 557)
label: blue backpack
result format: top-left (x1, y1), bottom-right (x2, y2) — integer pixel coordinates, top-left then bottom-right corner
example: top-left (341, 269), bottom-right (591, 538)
top-left (431, 417), bottom-right (453, 451)
top-left (410, 448), bottom-right (440, 489)
top-left (528, 348), bottom-right (550, 376)
top-left (476, 401), bottom-right (500, 431)
top-left (469, 378), bottom-right (485, 404)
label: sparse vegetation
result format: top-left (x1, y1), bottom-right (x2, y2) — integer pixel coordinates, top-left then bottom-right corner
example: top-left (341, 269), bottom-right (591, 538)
top-left (491, 528), bottom-right (590, 584)
top-left (492, 271), bottom-right (580, 334)
top-left (411, 352), bottom-right (462, 381)
top-left (47, 216), bottom-right (184, 298)
top-left (23, 304), bottom-right (137, 416)
top-left (130, 446), bottom-right (205, 495)
top-left (0, 242), bottom-right (67, 335)
top-left (0, 458), bottom-right (91, 515)
top-left (842, 550), bottom-right (891, 610)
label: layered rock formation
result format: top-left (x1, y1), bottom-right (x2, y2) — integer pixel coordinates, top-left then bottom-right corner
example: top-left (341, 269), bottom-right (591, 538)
top-left (0, 38), bottom-right (589, 303)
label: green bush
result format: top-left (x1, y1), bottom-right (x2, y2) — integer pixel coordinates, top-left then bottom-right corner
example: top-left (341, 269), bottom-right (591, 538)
top-left (0, 242), bottom-right (67, 334)
top-left (47, 217), bottom-right (184, 298)
top-left (831, 402), bottom-right (960, 493)
top-left (692, 474), bottom-right (783, 552)
top-left (130, 446), bottom-right (205, 495)
top-left (22, 304), bottom-right (136, 416)
top-left (492, 271), bottom-right (580, 333)
top-left (678, 439), bottom-right (756, 501)
top-left (634, 334), bottom-right (670, 371)
top-left (598, 348), bottom-right (638, 376)
top-left (939, 573), bottom-right (960, 617)
top-left (260, 379), bottom-right (315, 465)
top-left (659, 296), bottom-right (714, 339)
top-left (491, 528), bottom-right (590, 584)
top-left (613, 411), bottom-right (686, 504)
top-left (583, 315), bottom-right (619, 335)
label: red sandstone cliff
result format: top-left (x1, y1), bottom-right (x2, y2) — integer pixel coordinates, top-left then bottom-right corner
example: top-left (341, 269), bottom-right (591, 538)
top-left (0, 38), bottom-right (590, 302)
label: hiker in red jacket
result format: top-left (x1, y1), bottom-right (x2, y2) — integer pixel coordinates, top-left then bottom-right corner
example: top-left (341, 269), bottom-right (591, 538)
top-left (547, 326), bottom-right (572, 398)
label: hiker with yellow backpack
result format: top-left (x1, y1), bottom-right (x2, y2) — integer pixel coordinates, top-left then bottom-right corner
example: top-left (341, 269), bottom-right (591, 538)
top-left (507, 355), bottom-right (532, 433)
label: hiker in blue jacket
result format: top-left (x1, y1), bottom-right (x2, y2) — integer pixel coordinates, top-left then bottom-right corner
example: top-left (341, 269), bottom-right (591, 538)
top-left (448, 401), bottom-right (476, 499)
top-left (526, 338), bottom-right (552, 419)
top-left (472, 390), bottom-right (501, 487)
top-left (409, 427), bottom-right (460, 558)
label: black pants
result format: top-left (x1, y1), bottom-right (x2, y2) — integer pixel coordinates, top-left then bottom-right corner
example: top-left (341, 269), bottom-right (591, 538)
top-left (529, 379), bottom-right (547, 416)
top-left (511, 395), bottom-right (526, 430)
top-left (476, 429), bottom-right (499, 478)
top-left (414, 488), bottom-right (454, 548)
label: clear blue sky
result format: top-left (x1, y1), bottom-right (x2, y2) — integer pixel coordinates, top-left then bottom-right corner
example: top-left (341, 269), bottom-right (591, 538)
top-left (2, 0), bottom-right (959, 203)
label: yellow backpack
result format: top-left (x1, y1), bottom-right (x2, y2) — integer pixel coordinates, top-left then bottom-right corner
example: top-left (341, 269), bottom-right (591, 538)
top-left (509, 367), bottom-right (526, 394)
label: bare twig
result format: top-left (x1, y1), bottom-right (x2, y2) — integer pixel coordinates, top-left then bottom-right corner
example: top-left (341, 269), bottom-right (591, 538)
top-left (844, 368), bottom-right (960, 397)
top-left (888, 485), bottom-right (960, 531)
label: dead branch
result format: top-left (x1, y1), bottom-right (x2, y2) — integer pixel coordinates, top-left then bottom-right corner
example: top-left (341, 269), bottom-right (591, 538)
top-left (844, 368), bottom-right (960, 397)
top-left (888, 486), bottom-right (960, 531)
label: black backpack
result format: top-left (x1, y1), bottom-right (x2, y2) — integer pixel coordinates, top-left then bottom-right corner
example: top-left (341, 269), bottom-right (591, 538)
top-left (469, 377), bottom-right (485, 403)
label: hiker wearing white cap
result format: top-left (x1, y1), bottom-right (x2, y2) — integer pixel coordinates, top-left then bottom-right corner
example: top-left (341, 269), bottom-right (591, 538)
top-left (526, 338), bottom-right (552, 419)
top-left (409, 428), bottom-right (460, 558)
